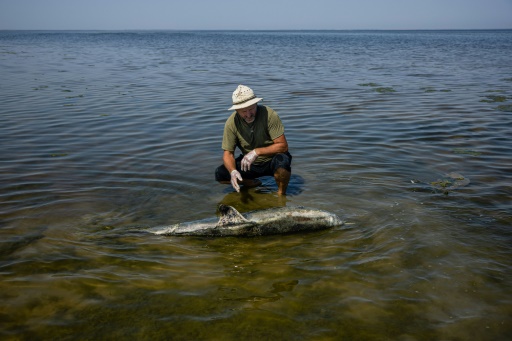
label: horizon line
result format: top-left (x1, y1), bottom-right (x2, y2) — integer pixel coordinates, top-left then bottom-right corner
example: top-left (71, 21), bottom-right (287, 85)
top-left (1, 28), bottom-right (512, 32)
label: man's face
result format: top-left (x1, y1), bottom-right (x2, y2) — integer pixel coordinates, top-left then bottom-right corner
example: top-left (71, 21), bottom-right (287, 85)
top-left (236, 104), bottom-right (257, 124)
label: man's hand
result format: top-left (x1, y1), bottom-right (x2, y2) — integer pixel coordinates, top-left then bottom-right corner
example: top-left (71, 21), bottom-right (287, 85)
top-left (230, 170), bottom-right (243, 192)
top-left (241, 150), bottom-right (258, 172)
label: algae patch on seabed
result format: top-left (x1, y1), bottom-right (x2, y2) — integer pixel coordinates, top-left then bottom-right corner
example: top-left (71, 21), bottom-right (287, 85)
top-left (480, 95), bottom-right (508, 103)
top-left (374, 87), bottom-right (396, 93)
top-left (496, 104), bottom-right (512, 112)
top-left (479, 89), bottom-right (512, 111)
top-left (453, 148), bottom-right (481, 156)
top-left (411, 172), bottom-right (471, 195)
top-left (430, 172), bottom-right (470, 194)
top-left (430, 180), bottom-right (453, 188)
top-left (422, 87), bottom-right (437, 93)
top-left (357, 83), bottom-right (396, 93)
top-left (33, 85), bottom-right (49, 90)
top-left (358, 83), bottom-right (380, 87)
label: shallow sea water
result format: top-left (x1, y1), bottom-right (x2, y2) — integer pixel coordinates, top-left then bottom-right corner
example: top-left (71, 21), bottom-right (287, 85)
top-left (1, 30), bottom-right (511, 340)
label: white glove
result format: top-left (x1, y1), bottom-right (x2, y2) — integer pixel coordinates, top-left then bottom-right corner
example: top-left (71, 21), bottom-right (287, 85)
top-left (241, 150), bottom-right (258, 172)
top-left (230, 170), bottom-right (243, 192)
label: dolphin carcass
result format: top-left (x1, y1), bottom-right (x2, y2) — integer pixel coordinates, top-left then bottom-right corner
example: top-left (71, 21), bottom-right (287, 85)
top-left (148, 204), bottom-right (343, 237)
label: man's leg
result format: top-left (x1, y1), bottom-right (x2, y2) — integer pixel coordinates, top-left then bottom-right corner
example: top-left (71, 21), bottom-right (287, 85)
top-left (274, 167), bottom-right (291, 195)
top-left (270, 152), bottom-right (292, 195)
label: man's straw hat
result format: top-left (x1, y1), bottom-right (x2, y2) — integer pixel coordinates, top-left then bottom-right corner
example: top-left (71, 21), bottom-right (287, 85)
top-left (228, 85), bottom-right (263, 110)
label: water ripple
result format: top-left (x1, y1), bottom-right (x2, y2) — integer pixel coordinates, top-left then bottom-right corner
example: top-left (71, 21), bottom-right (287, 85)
top-left (1, 30), bottom-right (512, 340)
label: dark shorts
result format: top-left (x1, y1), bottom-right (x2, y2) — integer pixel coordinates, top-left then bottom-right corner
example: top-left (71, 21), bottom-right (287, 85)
top-left (215, 152), bottom-right (292, 181)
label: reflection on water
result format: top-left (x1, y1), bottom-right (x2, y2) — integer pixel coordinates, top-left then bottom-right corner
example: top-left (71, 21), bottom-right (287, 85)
top-left (1, 30), bottom-right (512, 339)
top-left (218, 174), bottom-right (304, 211)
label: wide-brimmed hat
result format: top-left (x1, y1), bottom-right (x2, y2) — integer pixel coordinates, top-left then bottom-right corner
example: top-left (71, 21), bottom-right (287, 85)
top-left (228, 85), bottom-right (263, 110)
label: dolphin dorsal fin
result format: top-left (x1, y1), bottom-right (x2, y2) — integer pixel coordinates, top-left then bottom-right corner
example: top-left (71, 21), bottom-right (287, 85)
top-left (217, 204), bottom-right (249, 227)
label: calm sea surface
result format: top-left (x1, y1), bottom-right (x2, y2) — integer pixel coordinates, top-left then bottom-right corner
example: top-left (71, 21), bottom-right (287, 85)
top-left (1, 30), bottom-right (511, 340)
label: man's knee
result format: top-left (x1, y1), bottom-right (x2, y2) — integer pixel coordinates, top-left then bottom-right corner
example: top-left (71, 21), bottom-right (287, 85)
top-left (215, 165), bottom-right (230, 182)
top-left (271, 152), bottom-right (292, 173)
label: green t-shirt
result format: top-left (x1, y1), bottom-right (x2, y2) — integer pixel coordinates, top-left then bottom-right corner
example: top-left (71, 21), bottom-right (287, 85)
top-left (222, 105), bottom-right (285, 164)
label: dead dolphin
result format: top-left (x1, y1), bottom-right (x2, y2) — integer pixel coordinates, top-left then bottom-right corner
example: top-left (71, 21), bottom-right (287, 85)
top-left (148, 204), bottom-right (343, 237)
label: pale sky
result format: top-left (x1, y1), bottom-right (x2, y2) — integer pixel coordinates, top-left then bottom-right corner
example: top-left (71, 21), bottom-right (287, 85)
top-left (1, 0), bottom-right (511, 30)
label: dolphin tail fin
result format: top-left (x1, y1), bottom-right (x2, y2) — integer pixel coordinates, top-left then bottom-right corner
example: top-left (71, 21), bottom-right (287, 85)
top-left (217, 204), bottom-right (249, 227)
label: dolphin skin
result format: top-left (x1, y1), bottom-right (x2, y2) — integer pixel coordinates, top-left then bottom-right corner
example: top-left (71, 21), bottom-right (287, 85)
top-left (148, 204), bottom-right (343, 237)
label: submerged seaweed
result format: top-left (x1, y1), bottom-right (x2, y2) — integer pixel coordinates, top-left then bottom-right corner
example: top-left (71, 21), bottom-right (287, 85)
top-left (453, 148), bottom-right (481, 156)
top-left (374, 87), bottom-right (396, 93)
top-left (480, 95), bottom-right (508, 103)
top-left (430, 172), bottom-right (470, 195)
top-left (496, 104), bottom-right (512, 112)
top-left (358, 83), bottom-right (380, 87)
